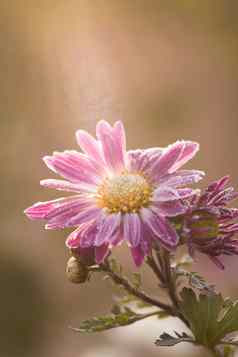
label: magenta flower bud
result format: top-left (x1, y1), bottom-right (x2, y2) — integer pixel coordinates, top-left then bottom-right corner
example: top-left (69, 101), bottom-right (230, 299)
top-left (186, 210), bottom-right (219, 241)
top-left (178, 176), bottom-right (238, 269)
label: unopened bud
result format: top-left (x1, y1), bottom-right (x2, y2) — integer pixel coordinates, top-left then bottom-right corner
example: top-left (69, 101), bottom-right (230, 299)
top-left (70, 247), bottom-right (96, 267)
top-left (66, 256), bottom-right (89, 284)
top-left (188, 210), bottom-right (219, 241)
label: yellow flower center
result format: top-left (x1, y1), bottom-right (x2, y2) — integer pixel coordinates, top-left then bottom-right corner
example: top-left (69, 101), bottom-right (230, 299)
top-left (96, 173), bottom-right (153, 213)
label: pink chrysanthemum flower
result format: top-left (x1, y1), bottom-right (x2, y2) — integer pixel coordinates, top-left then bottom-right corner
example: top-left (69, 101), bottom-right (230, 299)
top-left (177, 176), bottom-right (238, 269)
top-left (24, 121), bottom-right (204, 266)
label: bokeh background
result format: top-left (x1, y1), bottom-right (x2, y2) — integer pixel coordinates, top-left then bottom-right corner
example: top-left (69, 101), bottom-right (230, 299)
top-left (1, 1), bottom-right (238, 356)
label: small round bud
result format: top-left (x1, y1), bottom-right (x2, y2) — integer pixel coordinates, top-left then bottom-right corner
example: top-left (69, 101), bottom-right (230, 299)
top-left (70, 247), bottom-right (96, 267)
top-left (66, 256), bottom-right (89, 284)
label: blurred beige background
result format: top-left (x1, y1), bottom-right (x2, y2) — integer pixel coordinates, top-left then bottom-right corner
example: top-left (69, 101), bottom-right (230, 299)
top-left (1, 1), bottom-right (238, 356)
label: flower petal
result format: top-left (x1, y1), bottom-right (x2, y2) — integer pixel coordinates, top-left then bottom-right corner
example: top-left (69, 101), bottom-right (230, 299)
top-left (24, 201), bottom-right (55, 220)
top-left (24, 196), bottom-right (80, 220)
top-left (65, 227), bottom-right (82, 249)
top-left (141, 208), bottom-right (179, 247)
top-left (40, 179), bottom-right (87, 193)
top-left (43, 151), bottom-right (102, 187)
top-left (96, 120), bottom-right (126, 173)
top-left (66, 206), bottom-right (101, 227)
top-left (156, 201), bottom-right (186, 217)
top-left (95, 244), bottom-right (109, 264)
top-left (66, 221), bottom-right (98, 249)
top-left (123, 213), bottom-right (141, 247)
top-left (113, 121), bottom-right (127, 166)
top-left (95, 212), bottom-right (121, 246)
top-left (45, 198), bottom-right (93, 222)
top-left (76, 129), bottom-right (106, 168)
top-left (130, 246), bottom-right (145, 267)
top-left (170, 141), bottom-right (199, 173)
top-left (152, 186), bottom-right (180, 202)
top-left (150, 141), bottom-right (199, 180)
top-left (127, 148), bottom-right (163, 174)
top-left (79, 222), bottom-right (98, 247)
top-left (159, 170), bottom-right (205, 187)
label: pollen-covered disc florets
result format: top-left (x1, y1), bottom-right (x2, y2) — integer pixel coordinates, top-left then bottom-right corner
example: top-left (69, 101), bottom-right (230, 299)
top-left (96, 173), bottom-right (153, 213)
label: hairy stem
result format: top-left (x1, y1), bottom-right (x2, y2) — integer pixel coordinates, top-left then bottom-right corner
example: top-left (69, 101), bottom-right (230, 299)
top-left (162, 250), bottom-right (180, 309)
top-left (100, 261), bottom-right (177, 317)
top-left (146, 254), bottom-right (165, 284)
top-left (147, 248), bottom-right (189, 327)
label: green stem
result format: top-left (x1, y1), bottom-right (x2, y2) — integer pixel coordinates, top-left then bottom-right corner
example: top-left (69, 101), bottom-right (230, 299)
top-left (100, 261), bottom-right (176, 316)
top-left (162, 250), bottom-right (180, 309)
top-left (148, 248), bottom-right (190, 328)
top-left (146, 254), bottom-right (165, 284)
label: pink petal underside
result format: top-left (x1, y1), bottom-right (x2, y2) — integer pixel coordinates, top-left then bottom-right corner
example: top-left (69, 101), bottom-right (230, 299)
top-left (158, 170), bottom-right (205, 187)
top-left (207, 176), bottom-right (230, 193)
top-left (149, 141), bottom-right (185, 179)
top-left (177, 188), bottom-right (200, 198)
top-left (156, 201), bottom-right (186, 217)
top-left (113, 121), bottom-right (127, 165)
top-left (109, 231), bottom-right (124, 246)
top-left (66, 221), bottom-right (98, 249)
top-left (152, 186), bottom-right (180, 202)
top-left (95, 212), bottom-right (121, 246)
top-left (43, 196), bottom-right (94, 229)
top-left (40, 179), bottom-right (90, 193)
top-left (209, 256), bottom-right (225, 270)
top-left (65, 227), bottom-right (82, 249)
top-left (141, 208), bottom-right (179, 247)
top-left (153, 186), bottom-right (199, 203)
top-left (66, 206), bottom-right (101, 227)
top-left (75, 130), bottom-right (106, 168)
top-left (208, 188), bottom-right (232, 206)
top-left (79, 221), bottom-right (98, 247)
top-left (130, 246), bottom-right (145, 267)
top-left (127, 148), bottom-right (163, 173)
top-left (43, 151), bottom-right (102, 186)
top-left (95, 244), bottom-right (109, 264)
top-left (123, 213), bottom-right (142, 247)
top-left (219, 223), bottom-right (238, 233)
top-left (169, 141), bottom-right (199, 173)
top-left (216, 176), bottom-right (230, 190)
top-left (130, 232), bottom-right (152, 266)
top-left (24, 196), bottom-right (80, 220)
top-left (24, 201), bottom-right (55, 220)
top-left (96, 120), bottom-right (126, 173)
top-left (44, 197), bottom-right (93, 220)
top-left (149, 141), bottom-right (199, 180)
top-left (127, 150), bottom-right (148, 172)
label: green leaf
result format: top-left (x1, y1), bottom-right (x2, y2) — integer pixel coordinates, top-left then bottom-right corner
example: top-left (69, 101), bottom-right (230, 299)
top-left (71, 305), bottom-right (161, 333)
top-left (176, 268), bottom-right (215, 293)
top-left (155, 331), bottom-right (194, 347)
top-left (180, 288), bottom-right (238, 348)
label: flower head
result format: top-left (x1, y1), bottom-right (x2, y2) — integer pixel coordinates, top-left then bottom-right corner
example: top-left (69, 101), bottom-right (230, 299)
top-left (177, 176), bottom-right (238, 269)
top-left (24, 120), bottom-right (203, 266)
